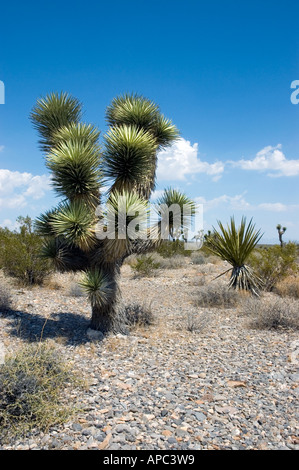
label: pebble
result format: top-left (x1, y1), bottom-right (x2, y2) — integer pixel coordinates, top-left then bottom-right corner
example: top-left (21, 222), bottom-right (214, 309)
top-left (0, 265), bottom-right (298, 450)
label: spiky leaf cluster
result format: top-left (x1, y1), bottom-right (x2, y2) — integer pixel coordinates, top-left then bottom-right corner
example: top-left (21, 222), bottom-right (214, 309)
top-left (205, 217), bottom-right (263, 295)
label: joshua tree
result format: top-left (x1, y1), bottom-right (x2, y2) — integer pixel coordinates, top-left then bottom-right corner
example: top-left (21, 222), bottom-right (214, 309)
top-left (155, 187), bottom-right (196, 241)
top-left (276, 224), bottom-right (287, 248)
top-left (205, 216), bottom-right (263, 296)
top-left (31, 92), bottom-right (194, 333)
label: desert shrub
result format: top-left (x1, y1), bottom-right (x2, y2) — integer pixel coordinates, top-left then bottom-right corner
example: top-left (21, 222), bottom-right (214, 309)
top-left (131, 254), bottom-right (160, 277)
top-left (184, 311), bottom-right (211, 333)
top-left (194, 282), bottom-right (239, 308)
top-left (157, 254), bottom-right (186, 269)
top-left (190, 252), bottom-right (207, 265)
top-left (68, 282), bottom-right (85, 297)
top-left (156, 240), bottom-right (191, 258)
top-left (0, 342), bottom-right (81, 440)
top-left (0, 285), bottom-right (12, 312)
top-left (248, 242), bottom-right (298, 291)
top-left (274, 276), bottom-right (299, 299)
top-left (124, 302), bottom-right (154, 327)
top-left (0, 217), bottom-right (52, 286)
top-left (243, 295), bottom-right (299, 330)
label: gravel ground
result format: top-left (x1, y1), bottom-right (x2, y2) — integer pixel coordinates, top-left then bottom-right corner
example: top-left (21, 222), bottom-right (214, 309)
top-left (0, 261), bottom-right (298, 451)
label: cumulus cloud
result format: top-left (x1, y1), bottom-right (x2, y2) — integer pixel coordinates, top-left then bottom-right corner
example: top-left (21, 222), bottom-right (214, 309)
top-left (195, 193), bottom-right (252, 211)
top-left (0, 169), bottom-right (51, 210)
top-left (195, 193), bottom-right (299, 214)
top-left (232, 145), bottom-right (299, 177)
top-left (156, 138), bottom-right (224, 182)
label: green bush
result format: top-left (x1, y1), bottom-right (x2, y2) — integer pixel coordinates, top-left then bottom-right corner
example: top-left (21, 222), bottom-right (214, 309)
top-left (156, 240), bottom-right (191, 258)
top-left (0, 343), bottom-right (81, 440)
top-left (131, 254), bottom-right (160, 277)
top-left (0, 216), bottom-right (52, 286)
top-left (248, 242), bottom-right (298, 291)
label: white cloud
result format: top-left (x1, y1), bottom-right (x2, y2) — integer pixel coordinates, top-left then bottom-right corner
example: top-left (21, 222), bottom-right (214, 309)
top-left (232, 145), bottom-right (299, 177)
top-left (0, 146), bottom-right (4, 153)
top-left (257, 202), bottom-right (288, 212)
top-left (195, 193), bottom-right (299, 214)
top-left (156, 138), bottom-right (224, 182)
top-left (0, 169), bottom-right (51, 210)
top-left (195, 193), bottom-right (251, 211)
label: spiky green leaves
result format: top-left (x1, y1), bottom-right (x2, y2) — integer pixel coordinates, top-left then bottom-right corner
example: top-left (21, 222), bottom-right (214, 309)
top-left (205, 217), bottom-right (263, 295)
top-left (30, 92), bottom-right (82, 152)
top-left (156, 188), bottom-right (196, 240)
top-left (104, 93), bottom-right (179, 198)
top-left (46, 140), bottom-right (101, 206)
top-left (96, 190), bottom-right (150, 261)
top-left (37, 201), bottom-right (96, 252)
top-left (49, 200), bottom-right (96, 251)
top-left (105, 93), bottom-right (179, 149)
top-left (103, 125), bottom-right (157, 193)
top-left (206, 217), bottom-right (263, 266)
top-left (79, 269), bottom-right (113, 308)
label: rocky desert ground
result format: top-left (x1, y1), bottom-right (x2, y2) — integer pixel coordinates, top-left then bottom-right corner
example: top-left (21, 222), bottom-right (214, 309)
top-left (0, 256), bottom-right (298, 450)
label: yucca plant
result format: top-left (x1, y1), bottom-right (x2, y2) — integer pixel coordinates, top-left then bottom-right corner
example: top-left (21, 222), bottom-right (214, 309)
top-left (155, 188), bottom-right (196, 241)
top-left (205, 216), bottom-right (263, 295)
top-left (31, 91), bottom-right (194, 333)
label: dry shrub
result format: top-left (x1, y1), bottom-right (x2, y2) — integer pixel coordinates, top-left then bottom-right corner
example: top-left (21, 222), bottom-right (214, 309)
top-left (274, 276), bottom-right (299, 299)
top-left (184, 311), bottom-right (211, 333)
top-left (157, 254), bottom-right (186, 269)
top-left (124, 302), bottom-right (155, 327)
top-left (194, 281), bottom-right (239, 308)
top-left (0, 342), bottom-right (82, 441)
top-left (243, 295), bottom-right (299, 330)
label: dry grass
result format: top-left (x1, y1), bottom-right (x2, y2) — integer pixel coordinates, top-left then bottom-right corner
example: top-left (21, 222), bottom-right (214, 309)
top-left (193, 281), bottom-right (240, 308)
top-left (274, 275), bottom-right (299, 299)
top-left (242, 295), bottom-right (299, 330)
top-left (0, 342), bottom-right (83, 441)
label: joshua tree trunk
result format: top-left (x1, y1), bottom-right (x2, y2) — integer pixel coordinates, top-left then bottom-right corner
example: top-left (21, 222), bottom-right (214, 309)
top-left (89, 263), bottom-right (125, 333)
top-left (90, 303), bottom-right (115, 332)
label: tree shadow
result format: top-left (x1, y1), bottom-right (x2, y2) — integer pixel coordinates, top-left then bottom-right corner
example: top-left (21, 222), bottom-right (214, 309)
top-left (1, 307), bottom-right (96, 346)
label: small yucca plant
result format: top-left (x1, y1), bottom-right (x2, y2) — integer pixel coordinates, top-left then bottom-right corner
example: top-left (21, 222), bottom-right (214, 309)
top-left (205, 216), bottom-right (263, 295)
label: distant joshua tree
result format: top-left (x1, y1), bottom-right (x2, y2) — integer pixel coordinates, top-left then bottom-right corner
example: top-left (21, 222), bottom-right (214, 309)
top-left (276, 224), bottom-right (287, 248)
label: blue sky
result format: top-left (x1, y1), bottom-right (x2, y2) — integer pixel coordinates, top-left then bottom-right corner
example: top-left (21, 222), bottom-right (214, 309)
top-left (0, 0), bottom-right (298, 243)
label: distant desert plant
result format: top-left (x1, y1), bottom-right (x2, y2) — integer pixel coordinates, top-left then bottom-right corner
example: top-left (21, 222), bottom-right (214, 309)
top-left (248, 242), bottom-right (298, 291)
top-left (243, 295), bottom-right (299, 330)
top-left (274, 275), bottom-right (299, 299)
top-left (156, 240), bottom-right (190, 258)
top-left (157, 254), bottom-right (186, 269)
top-left (131, 255), bottom-right (160, 277)
top-left (190, 252), bottom-right (207, 265)
top-left (276, 224), bottom-right (287, 248)
top-left (193, 282), bottom-right (239, 308)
